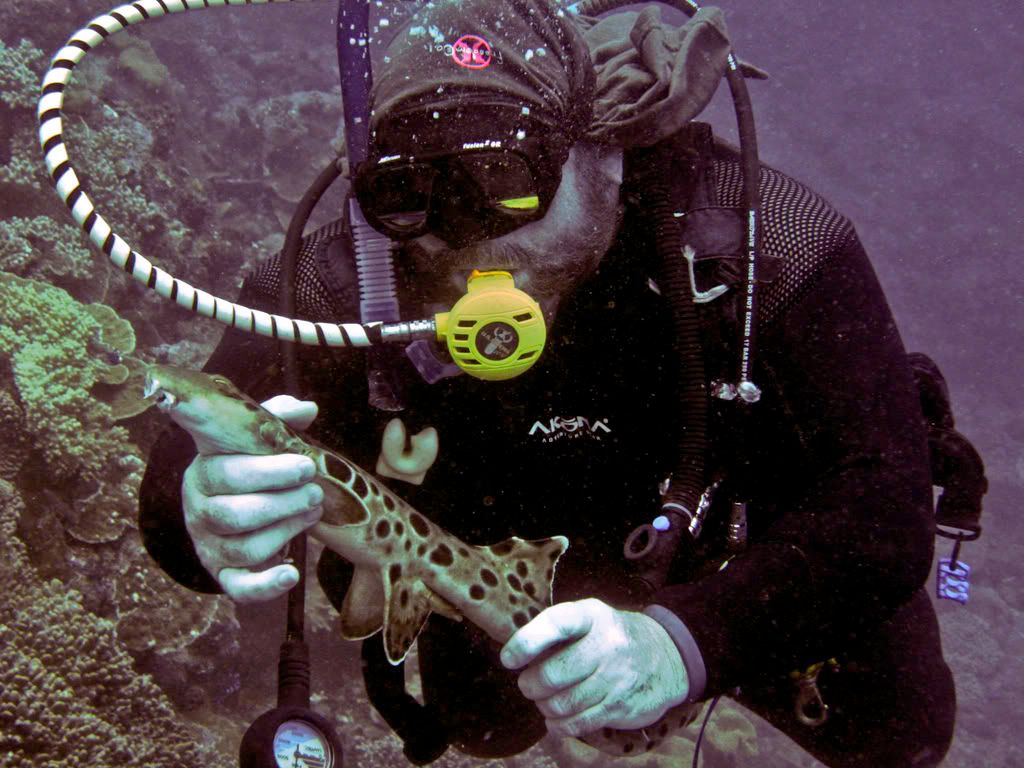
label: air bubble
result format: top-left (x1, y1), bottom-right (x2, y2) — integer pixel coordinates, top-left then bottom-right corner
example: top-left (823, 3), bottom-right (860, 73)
top-left (537, 47), bottom-right (546, 56)
top-left (433, 111), bottom-right (441, 120)
top-left (525, 49), bottom-right (534, 61)
top-left (521, 106), bottom-right (530, 115)
top-left (380, 18), bottom-right (390, 28)
top-left (516, 129), bottom-right (526, 140)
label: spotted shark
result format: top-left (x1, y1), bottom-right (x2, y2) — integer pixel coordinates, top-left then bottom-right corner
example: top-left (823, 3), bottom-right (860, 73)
top-left (144, 365), bottom-right (699, 756)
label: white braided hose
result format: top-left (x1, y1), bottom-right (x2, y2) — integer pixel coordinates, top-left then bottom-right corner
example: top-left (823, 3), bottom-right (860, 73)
top-left (37, 0), bottom-right (376, 347)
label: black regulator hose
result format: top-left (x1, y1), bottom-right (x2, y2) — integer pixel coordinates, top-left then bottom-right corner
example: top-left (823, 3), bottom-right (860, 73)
top-left (630, 147), bottom-right (708, 588)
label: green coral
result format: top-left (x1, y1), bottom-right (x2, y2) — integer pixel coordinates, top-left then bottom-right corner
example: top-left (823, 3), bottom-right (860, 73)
top-left (0, 39), bottom-right (43, 110)
top-left (0, 273), bottom-right (142, 542)
top-left (0, 479), bottom-right (233, 768)
top-left (0, 216), bottom-right (95, 287)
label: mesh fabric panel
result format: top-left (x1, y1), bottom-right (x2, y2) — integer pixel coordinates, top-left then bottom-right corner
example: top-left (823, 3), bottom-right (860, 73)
top-left (713, 156), bottom-right (857, 327)
top-left (249, 219), bottom-right (347, 322)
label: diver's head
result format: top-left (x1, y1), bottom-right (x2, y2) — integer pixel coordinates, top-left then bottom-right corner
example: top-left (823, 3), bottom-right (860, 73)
top-left (354, 0), bottom-right (596, 250)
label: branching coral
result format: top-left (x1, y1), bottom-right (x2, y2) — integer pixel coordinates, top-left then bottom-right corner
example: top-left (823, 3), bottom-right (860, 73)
top-left (0, 480), bottom-right (233, 768)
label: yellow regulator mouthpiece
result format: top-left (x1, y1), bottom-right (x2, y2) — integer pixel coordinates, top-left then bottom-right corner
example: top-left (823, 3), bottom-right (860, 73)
top-left (435, 271), bottom-right (546, 381)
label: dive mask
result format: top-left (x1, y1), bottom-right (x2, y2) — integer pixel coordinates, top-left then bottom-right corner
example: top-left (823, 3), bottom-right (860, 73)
top-left (354, 104), bottom-right (568, 247)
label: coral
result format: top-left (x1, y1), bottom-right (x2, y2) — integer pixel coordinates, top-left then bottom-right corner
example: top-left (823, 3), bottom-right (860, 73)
top-left (0, 387), bottom-right (31, 480)
top-left (0, 479), bottom-right (233, 768)
top-left (0, 272), bottom-right (142, 542)
top-left (92, 357), bottom-right (153, 420)
top-left (111, 35), bottom-right (172, 95)
top-left (0, 216), bottom-right (96, 294)
top-left (87, 302), bottom-right (137, 358)
top-left (0, 39), bottom-right (43, 110)
top-left (112, 536), bottom-right (241, 710)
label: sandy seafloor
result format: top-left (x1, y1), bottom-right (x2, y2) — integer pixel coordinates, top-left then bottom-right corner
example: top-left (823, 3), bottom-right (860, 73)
top-left (0, 1), bottom-right (1021, 766)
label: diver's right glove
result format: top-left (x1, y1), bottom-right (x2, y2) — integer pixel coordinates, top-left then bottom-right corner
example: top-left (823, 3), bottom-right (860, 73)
top-left (182, 394), bottom-right (323, 603)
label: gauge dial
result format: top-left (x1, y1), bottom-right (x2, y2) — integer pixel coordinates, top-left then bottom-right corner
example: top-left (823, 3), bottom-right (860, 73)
top-left (273, 719), bottom-right (333, 768)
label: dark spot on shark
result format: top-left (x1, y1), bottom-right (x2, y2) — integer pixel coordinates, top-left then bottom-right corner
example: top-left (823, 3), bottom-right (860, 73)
top-left (370, 480), bottom-right (380, 496)
top-left (512, 611), bottom-right (529, 628)
top-left (645, 740), bottom-right (659, 752)
top-left (376, 519), bottom-right (391, 538)
top-left (405, 540), bottom-right (412, 552)
top-left (417, 544), bottom-right (427, 557)
top-left (458, 547), bottom-right (469, 558)
top-left (429, 544), bottom-right (453, 567)
top-left (548, 549), bottom-right (560, 561)
top-left (528, 606), bottom-right (540, 619)
top-left (394, 520), bottom-right (404, 535)
top-left (516, 561), bottom-right (528, 578)
top-left (480, 568), bottom-right (498, 587)
top-left (469, 585), bottom-right (485, 600)
top-left (410, 512), bottom-right (430, 537)
top-left (622, 742), bottom-right (634, 754)
top-left (506, 574), bottom-right (522, 592)
top-left (658, 722), bottom-right (669, 738)
top-left (353, 474), bottom-right (369, 499)
top-left (384, 495), bottom-right (396, 512)
top-left (490, 540), bottom-right (514, 555)
top-left (400, 589), bottom-right (409, 608)
top-left (389, 564), bottom-right (402, 584)
top-left (545, 568), bottom-right (553, 582)
top-left (324, 454), bottom-right (353, 484)
top-left (243, 401), bottom-right (261, 412)
top-left (523, 582), bottom-right (536, 598)
top-left (603, 728), bottom-right (613, 739)
top-left (508, 594), bottom-right (518, 605)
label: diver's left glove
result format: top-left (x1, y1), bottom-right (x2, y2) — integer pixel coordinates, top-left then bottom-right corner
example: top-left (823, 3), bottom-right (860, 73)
top-left (499, 598), bottom-right (689, 737)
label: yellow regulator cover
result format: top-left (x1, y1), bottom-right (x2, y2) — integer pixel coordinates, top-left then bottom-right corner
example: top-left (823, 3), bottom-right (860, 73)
top-left (435, 270), bottom-right (547, 381)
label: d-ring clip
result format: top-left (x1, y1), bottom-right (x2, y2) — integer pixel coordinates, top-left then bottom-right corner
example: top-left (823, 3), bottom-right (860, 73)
top-left (683, 244), bottom-right (729, 304)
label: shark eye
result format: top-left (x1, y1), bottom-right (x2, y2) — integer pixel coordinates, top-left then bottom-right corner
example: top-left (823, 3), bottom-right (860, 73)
top-left (154, 390), bottom-right (177, 410)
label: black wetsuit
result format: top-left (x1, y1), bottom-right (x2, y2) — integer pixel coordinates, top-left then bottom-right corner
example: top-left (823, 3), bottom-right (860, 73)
top-left (139, 126), bottom-right (955, 767)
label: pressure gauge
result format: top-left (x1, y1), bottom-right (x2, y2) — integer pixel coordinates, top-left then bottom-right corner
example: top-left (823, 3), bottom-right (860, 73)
top-left (273, 719), bottom-right (335, 768)
top-left (240, 706), bottom-right (343, 768)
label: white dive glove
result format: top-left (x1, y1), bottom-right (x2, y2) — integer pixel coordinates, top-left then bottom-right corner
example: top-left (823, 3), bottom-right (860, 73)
top-left (500, 598), bottom-right (689, 737)
top-left (183, 400), bottom-right (439, 603)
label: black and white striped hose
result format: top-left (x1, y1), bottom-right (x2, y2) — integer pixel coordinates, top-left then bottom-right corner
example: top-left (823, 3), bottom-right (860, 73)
top-left (37, 0), bottom-right (397, 348)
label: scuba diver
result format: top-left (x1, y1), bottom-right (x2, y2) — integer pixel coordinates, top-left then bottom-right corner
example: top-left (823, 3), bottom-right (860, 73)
top-left (136, 0), bottom-right (962, 765)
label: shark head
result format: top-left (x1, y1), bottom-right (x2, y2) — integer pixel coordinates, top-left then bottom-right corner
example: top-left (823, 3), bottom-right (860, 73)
top-left (143, 365), bottom-right (274, 456)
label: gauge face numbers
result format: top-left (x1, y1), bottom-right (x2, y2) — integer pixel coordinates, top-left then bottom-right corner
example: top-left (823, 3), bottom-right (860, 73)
top-left (273, 719), bottom-right (332, 768)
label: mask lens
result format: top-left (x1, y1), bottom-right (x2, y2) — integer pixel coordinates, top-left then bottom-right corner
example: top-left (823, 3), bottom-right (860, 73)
top-left (361, 164), bottom-right (437, 237)
top-left (454, 153), bottom-right (541, 215)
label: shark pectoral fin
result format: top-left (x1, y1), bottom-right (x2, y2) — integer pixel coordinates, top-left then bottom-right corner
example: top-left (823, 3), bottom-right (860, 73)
top-left (314, 475), bottom-right (370, 526)
top-left (383, 578), bottom-right (435, 665)
top-left (339, 565), bottom-right (385, 639)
